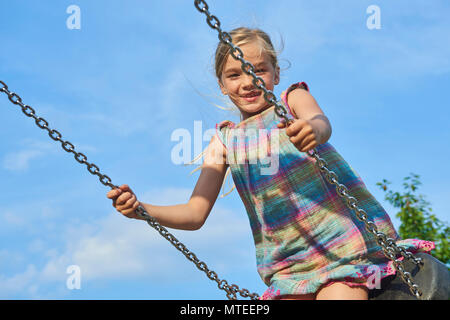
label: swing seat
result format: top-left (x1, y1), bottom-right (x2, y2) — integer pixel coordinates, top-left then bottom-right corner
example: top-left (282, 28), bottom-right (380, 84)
top-left (369, 253), bottom-right (450, 300)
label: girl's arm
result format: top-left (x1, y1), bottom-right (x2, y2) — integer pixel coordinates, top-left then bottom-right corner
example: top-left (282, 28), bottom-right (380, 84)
top-left (286, 88), bottom-right (332, 144)
top-left (140, 134), bottom-right (228, 231)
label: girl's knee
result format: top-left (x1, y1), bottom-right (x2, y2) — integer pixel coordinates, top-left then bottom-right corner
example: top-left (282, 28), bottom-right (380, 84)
top-left (273, 293), bottom-right (316, 300)
top-left (315, 282), bottom-right (368, 300)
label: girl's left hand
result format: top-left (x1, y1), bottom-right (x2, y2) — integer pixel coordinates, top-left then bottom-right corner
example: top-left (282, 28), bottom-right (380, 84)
top-left (277, 119), bottom-right (319, 153)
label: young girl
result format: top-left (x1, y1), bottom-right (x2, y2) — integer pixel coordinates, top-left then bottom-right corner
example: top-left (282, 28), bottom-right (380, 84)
top-left (106, 27), bottom-right (435, 300)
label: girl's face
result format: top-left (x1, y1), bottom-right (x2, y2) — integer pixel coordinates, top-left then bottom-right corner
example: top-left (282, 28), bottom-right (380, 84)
top-left (218, 41), bottom-right (280, 121)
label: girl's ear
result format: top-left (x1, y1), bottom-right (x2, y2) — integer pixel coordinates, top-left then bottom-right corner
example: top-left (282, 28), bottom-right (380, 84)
top-left (218, 79), bottom-right (228, 95)
top-left (274, 66), bottom-right (280, 85)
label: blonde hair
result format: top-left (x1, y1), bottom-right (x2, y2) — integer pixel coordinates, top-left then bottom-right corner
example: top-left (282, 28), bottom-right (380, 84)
top-left (186, 27), bottom-right (284, 198)
top-left (215, 27), bottom-right (281, 84)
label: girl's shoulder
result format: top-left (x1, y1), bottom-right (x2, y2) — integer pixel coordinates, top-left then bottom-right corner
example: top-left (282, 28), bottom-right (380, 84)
top-left (286, 81), bottom-right (310, 94)
top-left (281, 81), bottom-right (310, 104)
top-left (216, 120), bottom-right (236, 131)
top-left (215, 120), bottom-right (235, 151)
top-left (279, 81), bottom-right (310, 120)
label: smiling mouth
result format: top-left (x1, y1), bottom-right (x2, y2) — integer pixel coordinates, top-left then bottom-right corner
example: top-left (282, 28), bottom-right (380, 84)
top-left (241, 91), bottom-right (261, 98)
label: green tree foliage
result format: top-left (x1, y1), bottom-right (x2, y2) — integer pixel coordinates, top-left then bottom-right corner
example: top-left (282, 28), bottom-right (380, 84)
top-left (376, 173), bottom-right (449, 269)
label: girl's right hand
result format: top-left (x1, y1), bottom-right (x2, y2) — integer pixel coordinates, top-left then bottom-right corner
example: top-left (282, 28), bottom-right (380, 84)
top-left (106, 184), bottom-right (142, 219)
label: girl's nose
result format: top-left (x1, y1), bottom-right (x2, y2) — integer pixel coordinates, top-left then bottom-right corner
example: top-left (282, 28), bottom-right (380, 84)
top-left (242, 74), bottom-right (254, 89)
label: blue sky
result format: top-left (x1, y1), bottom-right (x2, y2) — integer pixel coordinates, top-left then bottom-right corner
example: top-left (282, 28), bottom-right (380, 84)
top-left (0, 0), bottom-right (449, 299)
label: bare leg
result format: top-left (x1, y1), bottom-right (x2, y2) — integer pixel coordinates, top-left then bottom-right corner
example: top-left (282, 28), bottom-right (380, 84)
top-left (273, 293), bottom-right (316, 300)
top-left (315, 282), bottom-right (368, 300)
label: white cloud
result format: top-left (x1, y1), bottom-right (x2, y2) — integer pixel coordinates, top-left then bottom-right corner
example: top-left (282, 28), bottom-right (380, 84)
top-left (258, 1), bottom-right (450, 78)
top-left (0, 264), bottom-right (38, 297)
top-left (353, 21), bottom-right (450, 77)
top-left (0, 186), bottom-right (253, 298)
top-left (2, 149), bottom-right (45, 171)
top-left (1, 210), bottom-right (27, 227)
top-left (1, 137), bottom-right (98, 172)
top-left (0, 200), bottom-right (66, 233)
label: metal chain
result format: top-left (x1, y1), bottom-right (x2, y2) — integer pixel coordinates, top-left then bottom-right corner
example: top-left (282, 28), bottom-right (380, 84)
top-left (193, 0), bottom-right (291, 127)
top-left (0, 80), bottom-right (259, 301)
top-left (308, 150), bottom-right (423, 298)
top-left (1, 0), bottom-right (425, 299)
top-left (194, 0), bottom-right (424, 299)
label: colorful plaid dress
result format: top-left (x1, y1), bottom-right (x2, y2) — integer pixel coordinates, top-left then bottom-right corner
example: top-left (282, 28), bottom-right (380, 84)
top-left (215, 82), bottom-right (435, 299)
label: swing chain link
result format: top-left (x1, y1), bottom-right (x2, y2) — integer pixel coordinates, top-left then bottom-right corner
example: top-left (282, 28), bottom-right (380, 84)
top-left (1, 0), bottom-right (425, 300)
top-left (194, 0), bottom-right (424, 299)
top-left (309, 149), bottom-right (423, 298)
top-left (134, 205), bottom-right (258, 300)
top-left (0, 79), bottom-right (258, 301)
top-left (0, 81), bottom-right (116, 189)
top-left (194, 0), bottom-right (292, 127)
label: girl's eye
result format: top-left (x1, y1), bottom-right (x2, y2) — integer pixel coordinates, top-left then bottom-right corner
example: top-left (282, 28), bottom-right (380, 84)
top-left (229, 74), bottom-right (239, 78)
top-left (256, 69), bottom-right (265, 74)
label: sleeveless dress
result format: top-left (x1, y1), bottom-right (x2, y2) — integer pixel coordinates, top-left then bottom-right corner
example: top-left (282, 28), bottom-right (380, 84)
top-left (214, 82), bottom-right (435, 299)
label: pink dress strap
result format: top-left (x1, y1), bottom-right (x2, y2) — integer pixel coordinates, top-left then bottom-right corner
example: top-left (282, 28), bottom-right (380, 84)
top-left (281, 82), bottom-right (310, 119)
top-left (215, 120), bottom-right (235, 150)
